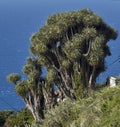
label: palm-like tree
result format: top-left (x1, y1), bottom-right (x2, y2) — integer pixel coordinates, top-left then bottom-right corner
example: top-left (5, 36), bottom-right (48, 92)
top-left (7, 58), bottom-right (46, 122)
top-left (30, 8), bottom-right (117, 98)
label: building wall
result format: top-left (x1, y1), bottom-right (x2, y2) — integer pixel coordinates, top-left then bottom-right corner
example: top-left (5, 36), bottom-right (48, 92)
top-left (109, 77), bottom-right (116, 87)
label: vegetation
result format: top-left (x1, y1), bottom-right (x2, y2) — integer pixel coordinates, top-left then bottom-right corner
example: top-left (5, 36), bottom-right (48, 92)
top-left (4, 108), bottom-right (34, 127)
top-left (1, 84), bottom-right (120, 127)
top-left (0, 110), bottom-right (13, 127)
top-left (7, 58), bottom-right (45, 122)
top-left (6, 8), bottom-right (118, 125)
top-left (30, 8), bottom-right (117, 99)
top-left (37, 84), bottom-right (120, 127)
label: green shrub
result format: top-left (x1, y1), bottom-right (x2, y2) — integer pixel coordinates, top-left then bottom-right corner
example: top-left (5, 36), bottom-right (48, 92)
top-left (4, 85), bottom-right (120, 127)
top-left (0, 110), bottom-right (13, 127)
top-left (4, 108), bottom-right (34, 127)
top-left (40, 85), bottom-right (120, 127)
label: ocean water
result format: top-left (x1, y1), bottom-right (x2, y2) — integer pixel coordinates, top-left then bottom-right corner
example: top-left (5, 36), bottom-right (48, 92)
top-left (0, 0), bottom-right (120, 110)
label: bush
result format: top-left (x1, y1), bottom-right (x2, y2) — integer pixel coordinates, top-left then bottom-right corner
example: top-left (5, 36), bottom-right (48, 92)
top-left (4, 108), bottom-right (34, 127)
top-left (3, 85), bottom-right (120, 127)
top-left (40, 85), bottom-right (120, 127)
top-left (0, 110), bottom-right (13, 127)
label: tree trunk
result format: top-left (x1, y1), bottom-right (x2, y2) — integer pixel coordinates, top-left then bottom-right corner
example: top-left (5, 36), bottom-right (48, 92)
top-left (60, 68), bottom-right (76, 100)
top-left (23, 91), bottom-right (45, 123)
top-left (89, 66), bottom-right (95, 89)
top-left (26, 100), bottom-right (44, 122)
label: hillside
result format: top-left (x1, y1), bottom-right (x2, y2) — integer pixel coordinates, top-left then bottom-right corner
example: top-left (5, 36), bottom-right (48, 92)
top-left (39, 84), bottom-right (120, 127)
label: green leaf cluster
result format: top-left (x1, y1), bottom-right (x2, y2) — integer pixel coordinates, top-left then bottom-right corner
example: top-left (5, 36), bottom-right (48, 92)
top-left (15, 80), bottom-right (29, 96)
top-left (7, 73), bottom-right (21, 84)
top-left (0, 110), bottom-right (13, 127)
top-left (4, 109), bottom-right (34, 127)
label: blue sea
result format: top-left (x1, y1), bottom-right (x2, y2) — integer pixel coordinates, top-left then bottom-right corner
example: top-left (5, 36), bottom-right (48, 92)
top-left (0, 0), bottom-right (120, 111)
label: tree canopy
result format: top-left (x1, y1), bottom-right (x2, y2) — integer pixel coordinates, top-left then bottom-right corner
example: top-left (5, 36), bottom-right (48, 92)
top-left (30, 8), bottom-right (117, 98)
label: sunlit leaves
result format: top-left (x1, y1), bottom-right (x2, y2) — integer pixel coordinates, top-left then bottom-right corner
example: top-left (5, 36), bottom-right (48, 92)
top-left (63, 34), bottom-right (84, 61)
top-left (28, 70), bottom-right (39, 81)
top-left (88, 49), bottom-right (104, 66)
top-left (47, 8), bottom-right (93, 27)
top-left (7, 73), bottom-right (21, 84)
top-left (36, 43), bottom-right (48, 54)
top-left (39, 25), bottom-right (62, 40)
top-left (15, 80), bottom-right (29, 96)
top-left (27, 80), bottom-right (36, 90)
top-left (46, 68), bottom-right (56, 83)
top-left (61, 59), bottom-right (71, 69)
top-left (87, 36), bottom-right (106, 66)
top-left (82, 14), bottom-right (102, 27)
top-left (38, 55), bottom-right (49, 66)
top-left (82, 27), bottom-right (97, 40)
top-left (23, 64), bottom-right (33, 75)
top-left (91, 36), bottom-right (105, 51)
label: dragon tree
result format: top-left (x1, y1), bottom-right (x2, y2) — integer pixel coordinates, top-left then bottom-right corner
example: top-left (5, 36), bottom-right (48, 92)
top-left (7, 58), bottom-right (46, 122)
top-left (30, 8), bottom-right (117, 98)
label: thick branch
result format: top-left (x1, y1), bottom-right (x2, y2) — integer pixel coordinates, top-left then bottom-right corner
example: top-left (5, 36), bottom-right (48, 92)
top-left (83, 40), bottom-right (91, 57)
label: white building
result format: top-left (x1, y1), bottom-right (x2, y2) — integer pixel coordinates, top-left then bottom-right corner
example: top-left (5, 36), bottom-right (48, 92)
top-left (108, 76), bottom-right (120, 87)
